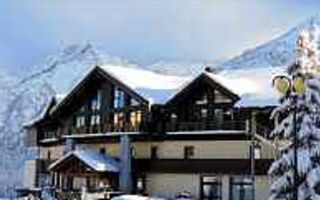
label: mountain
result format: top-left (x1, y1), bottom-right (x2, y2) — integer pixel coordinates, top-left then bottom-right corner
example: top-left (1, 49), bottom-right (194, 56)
top-left (219, 15), bottom-right (320, 70)
top-left (0, 15), bottom-right (319, 197)
top-left (0, 43), bottom-right (118, 197)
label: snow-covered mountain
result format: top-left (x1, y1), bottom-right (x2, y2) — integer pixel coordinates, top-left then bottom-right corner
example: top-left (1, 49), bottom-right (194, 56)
top-left (0, 43), bottom-right (132, 197)
top-left (0, 14), bottom-right (319, 197)
top-left (219, 15), bottom-right (320, 70)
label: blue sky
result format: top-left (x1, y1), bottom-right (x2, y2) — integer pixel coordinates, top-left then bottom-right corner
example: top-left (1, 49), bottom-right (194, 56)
top-left (0, 0), bottom-right (319, 72)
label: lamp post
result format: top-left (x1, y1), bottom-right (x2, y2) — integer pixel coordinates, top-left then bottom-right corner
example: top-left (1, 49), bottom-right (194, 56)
top-left (272, 74), bottom-right (306, 200)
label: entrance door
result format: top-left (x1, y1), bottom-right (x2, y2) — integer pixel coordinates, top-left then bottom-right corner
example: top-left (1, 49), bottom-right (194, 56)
top-left (200, 176), bottom-right (222, 200)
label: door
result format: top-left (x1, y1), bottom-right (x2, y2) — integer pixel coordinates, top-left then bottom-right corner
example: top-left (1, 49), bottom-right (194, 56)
top-left (201, 176), bottom-right (222, 200)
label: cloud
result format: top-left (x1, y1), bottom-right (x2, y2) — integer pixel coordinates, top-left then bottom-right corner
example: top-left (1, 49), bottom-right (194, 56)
top-left (0, 0), bottom-right (319, 71)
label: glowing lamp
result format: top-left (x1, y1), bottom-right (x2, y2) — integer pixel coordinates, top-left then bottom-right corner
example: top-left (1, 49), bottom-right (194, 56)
top-left (293, 76), bottom-right (306, 94)
top-left (273, 76), bottom-right (291, 94)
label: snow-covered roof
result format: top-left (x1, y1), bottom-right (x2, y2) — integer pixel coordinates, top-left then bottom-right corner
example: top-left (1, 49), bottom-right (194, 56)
top-left (99, 65), bottom-right (190, 104)
top-left (215, 66), bottom-right (285, 107)
top-left (48, 149), bottom-right (119, 172)
top-left (23, 93), bottom-right (66, 127)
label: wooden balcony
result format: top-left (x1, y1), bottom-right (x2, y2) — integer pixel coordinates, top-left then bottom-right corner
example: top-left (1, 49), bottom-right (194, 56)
top-left (70, 122), bottom-right (144, 134)
top-left (165, 120), bottom-right (246, 132)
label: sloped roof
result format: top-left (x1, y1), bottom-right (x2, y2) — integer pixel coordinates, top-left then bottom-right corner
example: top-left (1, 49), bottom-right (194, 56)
top-left (216, 66), bottom-right (285, 107)
top-left (167, 72), bottom-right (240, 106)
top-left (23, 93), bottom-right (65, 127)
top-left (48, 149), bottom-right (119, 172)
top-left (99, 65), bottom-right (190, 104)
top-left (28, 65), bottom-right (284, 128)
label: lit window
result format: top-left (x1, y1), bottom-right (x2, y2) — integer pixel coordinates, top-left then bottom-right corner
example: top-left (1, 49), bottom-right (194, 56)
top-left (114, 112), bottom-right (124, 129)
top-left (130, 110), bottom-right (142, 127)
top-left (76, 116), bottom-right (85, 128)
top-left (90, 115), bottom-right (100, 125)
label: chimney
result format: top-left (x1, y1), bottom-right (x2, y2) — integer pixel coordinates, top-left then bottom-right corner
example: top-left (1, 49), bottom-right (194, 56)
top-left (204, 66), bottom-right (216, 73)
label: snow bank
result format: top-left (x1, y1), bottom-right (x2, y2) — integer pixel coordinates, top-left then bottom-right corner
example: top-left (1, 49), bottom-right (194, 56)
top-left (111, 195), bottom-right (166, 200)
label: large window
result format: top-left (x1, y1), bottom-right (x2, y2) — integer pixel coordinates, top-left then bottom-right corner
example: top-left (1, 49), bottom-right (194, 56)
top-left (113, 112), bottom-right (124, 131)
top-left (90, 114), bottom-right (100, 126)
top-left (230, 177), bottom-right (253, 200)
top-left (76, 116), bottom-right (86, 128)
top-left (130, 110), bottom-right (142, 129)
top-left (114, 88), bottom-right (125, 108)
top-left (201, 176), bottom-right (222, 200)
top-left (91, 90), bottom-right (101, 110)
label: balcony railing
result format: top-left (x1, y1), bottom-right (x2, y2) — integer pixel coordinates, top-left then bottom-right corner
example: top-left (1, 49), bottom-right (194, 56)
top-left (165, 120), bottom-right (246, 132)
top-left (39, 123), bottom-right (145, 142)
top-left (70, 122), bottom-right (144, 134)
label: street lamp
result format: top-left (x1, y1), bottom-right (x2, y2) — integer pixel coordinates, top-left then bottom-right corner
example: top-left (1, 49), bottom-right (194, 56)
top-left (272, 73), bottom-right (307, 200)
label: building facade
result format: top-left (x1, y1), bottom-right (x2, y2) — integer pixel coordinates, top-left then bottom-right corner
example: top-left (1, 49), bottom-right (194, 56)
top-left (23, 65), bottom-right (278, 200)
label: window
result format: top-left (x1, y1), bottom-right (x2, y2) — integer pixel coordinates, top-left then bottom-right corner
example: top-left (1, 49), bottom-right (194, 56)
top-left (100, 148), bottom-right (106, 155)
top-left (196, 94), bottom-right (208, 105)
top-left (91, 90), bottom-right (101, 110)
top-left (230, 177), bottom-right (253, 200)
top-left (80, 105), bottom-right (86, 112)
top-left (131, 146), bottom-right (136, 157)
top-left (201, 176), bottom-right (222, 200)
top-left (223, 109), bottom-right (234, 121)
top-left (90, 114), bottom-right (100, 125)
top-left (136, 175), bottom-right (146, 193)
top-left (76, 116), bottom-right (86, 128)
top-left (151, 146), bottom-right (158, 159)
top-left (114, 112), bottom-right (124, 130)
top-left (184, 146), bottom-right (194, 159)
top-left (43, 131), bottom-right (55, 139)
top-left (130, 110), bottom-right (142, 128)
top-left (201, 108), bottom-right (208, 118)
top-left (254, 145), bottom-right (261, 159)
top-left (114, 88), bottom-right (125, 108)
top-left (249, 144), bottom-right (261, 159)
top-left (130, 98), bottom-right (139, 106)
top-left (47, 151), bottom-right (51, 160)
top-left (214, 90), bottom-right (232, 103)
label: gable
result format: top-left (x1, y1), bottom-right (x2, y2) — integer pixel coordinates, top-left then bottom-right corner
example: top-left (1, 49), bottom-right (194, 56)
top-left (166, 73), bottom-right (240, 107)
top-left (50, 66), bottom-right (149, 118)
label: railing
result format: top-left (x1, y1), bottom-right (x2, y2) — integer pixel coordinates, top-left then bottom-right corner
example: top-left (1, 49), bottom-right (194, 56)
top-left (70, 122), bottom-right (144, 134)
top-left (39, 123), bottom-right (145, 142)
top-left (256, 123), bottom-right (272, 139)
top-left (165, 120), bottom-right (246, 132)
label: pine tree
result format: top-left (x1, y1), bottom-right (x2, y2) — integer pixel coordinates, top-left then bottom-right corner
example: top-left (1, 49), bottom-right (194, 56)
top-left (269, 26), bottom-right (320, 200)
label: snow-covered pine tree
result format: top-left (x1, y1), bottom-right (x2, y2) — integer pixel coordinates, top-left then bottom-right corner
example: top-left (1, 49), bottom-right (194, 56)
top-left (269, 26), bottom-right (320, 200)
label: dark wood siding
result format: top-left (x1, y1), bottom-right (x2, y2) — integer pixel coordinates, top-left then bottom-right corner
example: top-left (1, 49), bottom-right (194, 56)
top-left (134, 159), bottom-right (273, 175)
